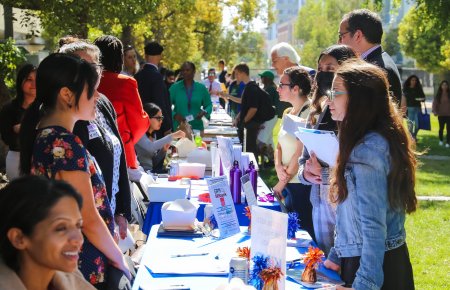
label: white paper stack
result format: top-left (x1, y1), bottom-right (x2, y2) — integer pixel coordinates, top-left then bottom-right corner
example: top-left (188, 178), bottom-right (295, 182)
top-left (161, 199), bottom-right (199, 229)
top-left (294, 127), bottom-right (339, 167)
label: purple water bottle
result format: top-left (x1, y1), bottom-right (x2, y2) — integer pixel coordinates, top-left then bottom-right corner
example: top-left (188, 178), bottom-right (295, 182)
top-left (230, 160), bottom-right (242, 204)
top-left (245, 161), bottom-right (258, 196)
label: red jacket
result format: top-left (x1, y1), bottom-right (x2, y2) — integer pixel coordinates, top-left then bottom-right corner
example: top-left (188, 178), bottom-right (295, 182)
top-left (98, 71), bottom-right (150, 168)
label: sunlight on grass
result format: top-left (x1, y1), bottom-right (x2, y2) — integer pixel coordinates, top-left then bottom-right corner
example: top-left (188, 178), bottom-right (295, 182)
top-left (406, 201), bottom-right (450, 289)
top-left (415, 158), bottom-right (450, 196)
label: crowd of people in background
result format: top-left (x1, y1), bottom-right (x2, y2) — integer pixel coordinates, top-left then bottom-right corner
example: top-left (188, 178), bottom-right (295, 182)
top-left (0, 6), bottom-right (447, 290)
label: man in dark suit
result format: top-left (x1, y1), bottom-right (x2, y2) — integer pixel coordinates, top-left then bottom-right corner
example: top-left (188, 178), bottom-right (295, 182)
top-left (135, 42), bottom-right (173, 139)
top-left (338, 9), bottom-right (403, 107)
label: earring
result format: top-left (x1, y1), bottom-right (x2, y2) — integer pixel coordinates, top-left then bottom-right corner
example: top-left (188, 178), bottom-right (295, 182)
top-left (68, 103), bottom-right (72, 109)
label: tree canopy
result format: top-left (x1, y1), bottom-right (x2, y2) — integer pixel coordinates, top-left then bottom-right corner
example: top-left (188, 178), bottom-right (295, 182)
top-left (1, 0), bottom-right (273, 70)
top-left (398, 0), bottom-right (450, 73)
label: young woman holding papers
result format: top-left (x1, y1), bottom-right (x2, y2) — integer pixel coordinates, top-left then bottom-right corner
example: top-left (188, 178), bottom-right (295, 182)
top-left (323, 59), bottom-right (416, 289)
top-left (298, 45), bottom-right (356, 254)
top-left (273, 67), bottom-right (314, 239)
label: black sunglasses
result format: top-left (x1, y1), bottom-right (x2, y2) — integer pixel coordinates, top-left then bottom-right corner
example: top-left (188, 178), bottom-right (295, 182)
top-left (151, 116), bottom-right (164, 121)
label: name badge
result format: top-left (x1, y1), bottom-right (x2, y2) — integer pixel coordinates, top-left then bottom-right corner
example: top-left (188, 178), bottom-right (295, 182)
top-left (87, 124), bottom-right (101, 140)
top-left (186, 115), bottom-right (194, 122)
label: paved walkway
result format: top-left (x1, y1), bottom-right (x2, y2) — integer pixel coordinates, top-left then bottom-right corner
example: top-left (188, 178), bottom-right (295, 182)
top-left (419, 155), bottom-right (450, 161)
top-left (417, 196), bottom-right (450, 201)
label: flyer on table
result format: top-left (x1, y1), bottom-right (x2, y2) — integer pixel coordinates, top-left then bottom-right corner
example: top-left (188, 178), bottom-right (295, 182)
top-left (206, 176), bottom-right (240, 238)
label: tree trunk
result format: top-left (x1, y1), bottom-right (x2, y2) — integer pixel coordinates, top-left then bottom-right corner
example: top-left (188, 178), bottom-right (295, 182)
top-left (3, 5), bottom-right (14, 39)
top-left (121, 25), bottom-right (134, 46)
top-left (76, 6), bottom-right (89, 39)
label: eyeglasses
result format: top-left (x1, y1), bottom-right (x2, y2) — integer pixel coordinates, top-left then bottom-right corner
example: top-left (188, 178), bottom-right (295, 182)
top-left (151, 116), bottom-right (164, 121)
top-left (278, 83), bottom-right (293, 89)
top-left (326, 90), bottom-right (346, 101)
top-left (338, 31), bottom-right (351, 40)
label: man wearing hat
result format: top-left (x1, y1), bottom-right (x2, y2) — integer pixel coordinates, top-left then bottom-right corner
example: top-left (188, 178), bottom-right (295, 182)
top-left (135, 41), bottom-right (173, 139)
top-left (257, 70), bottom-right (279, 166)
top-left (259, 70), bottom-right (282, 119)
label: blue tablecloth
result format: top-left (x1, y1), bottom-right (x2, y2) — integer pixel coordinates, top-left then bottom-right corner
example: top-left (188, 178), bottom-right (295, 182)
top-left (142, 201), bottom-right (281, 236)
top-left (141, 176), bottom-right (280, 236)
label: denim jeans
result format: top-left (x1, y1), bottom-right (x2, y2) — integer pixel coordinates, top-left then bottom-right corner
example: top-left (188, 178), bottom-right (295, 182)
top-left (407, 106), bottom-right (420, 138)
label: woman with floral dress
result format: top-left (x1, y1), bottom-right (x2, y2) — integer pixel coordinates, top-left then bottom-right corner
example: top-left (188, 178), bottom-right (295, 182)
top-left (19, 53), bottom-right (130, 289)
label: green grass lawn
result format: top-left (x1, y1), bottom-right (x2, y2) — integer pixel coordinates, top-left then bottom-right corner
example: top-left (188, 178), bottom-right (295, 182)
top-left (415, 114), bottom-right (450, 196)
top-left (406, 201), bottom-right (450, 289)
top-left (416, 158), bottom-right (450, 196)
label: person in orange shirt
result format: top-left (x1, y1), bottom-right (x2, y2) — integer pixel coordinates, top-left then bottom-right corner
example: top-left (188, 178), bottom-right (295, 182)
top-left (94, 35), bottom-right (150, 169)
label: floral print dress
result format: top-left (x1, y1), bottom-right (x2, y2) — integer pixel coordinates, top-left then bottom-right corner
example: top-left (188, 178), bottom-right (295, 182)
top-left (31, 126), bottom-right (115, 286)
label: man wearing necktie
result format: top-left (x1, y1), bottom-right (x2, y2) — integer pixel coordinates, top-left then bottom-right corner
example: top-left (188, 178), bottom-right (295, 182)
top-left (203, 68), bottom-right (224, 110)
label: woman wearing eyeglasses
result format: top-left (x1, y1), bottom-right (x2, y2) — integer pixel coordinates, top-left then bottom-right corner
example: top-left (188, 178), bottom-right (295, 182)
top-left (273, 67), bottom-right (314, 239)
top-left (135, 103), bottom-right (185, 173)
top-left (323, 59), bottom-right (416, 290)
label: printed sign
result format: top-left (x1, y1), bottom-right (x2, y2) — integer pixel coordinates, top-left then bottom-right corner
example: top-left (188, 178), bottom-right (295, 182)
top-left (206, 176), bottom-right (240, 238)
top-left (241, 174), bottom-right (257, 207)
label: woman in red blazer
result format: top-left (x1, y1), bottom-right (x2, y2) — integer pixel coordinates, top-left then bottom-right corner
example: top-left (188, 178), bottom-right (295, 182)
top-left (95, 35), bottom-right (150, 169)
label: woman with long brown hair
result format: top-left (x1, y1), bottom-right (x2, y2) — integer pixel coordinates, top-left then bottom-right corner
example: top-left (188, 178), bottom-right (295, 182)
top-left (323, 59), bottom-right (416, 289)
top-left (432, 80), bottom-right (450, 147)
top-left (403, 74), bottom-right (426, 141)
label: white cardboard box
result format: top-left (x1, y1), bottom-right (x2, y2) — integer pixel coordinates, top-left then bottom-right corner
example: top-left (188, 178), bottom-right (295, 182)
top-left (147, 183), bottom-right (190, 202)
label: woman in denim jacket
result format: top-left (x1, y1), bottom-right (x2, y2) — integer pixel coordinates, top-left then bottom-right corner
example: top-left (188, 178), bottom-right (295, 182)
top-left (323, 59), bottom-right (416, 290)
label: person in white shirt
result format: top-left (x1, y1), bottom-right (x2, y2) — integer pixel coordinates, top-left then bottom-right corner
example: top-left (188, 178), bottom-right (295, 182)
top-left (203, 68), bottom-right (223, 110)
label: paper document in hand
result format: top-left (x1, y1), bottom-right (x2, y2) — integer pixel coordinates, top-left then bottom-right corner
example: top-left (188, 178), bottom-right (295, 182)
top-left (282, 114), bottom-right (307, 137)
top-left (294, 127), bottom-right (339, 167)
